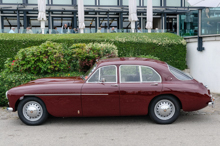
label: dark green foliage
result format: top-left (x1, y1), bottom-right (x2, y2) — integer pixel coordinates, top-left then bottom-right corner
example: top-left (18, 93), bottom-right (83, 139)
top-left (4, 41), bottom-right (70, 74)
top-left (0, 33), bottom-right (187, 71)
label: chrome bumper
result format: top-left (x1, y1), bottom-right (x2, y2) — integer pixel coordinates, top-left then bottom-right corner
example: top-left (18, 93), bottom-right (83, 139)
top-left (7, 107), bottom-right (13, 112)
top-left (208, 95), bottom-right (215, 108)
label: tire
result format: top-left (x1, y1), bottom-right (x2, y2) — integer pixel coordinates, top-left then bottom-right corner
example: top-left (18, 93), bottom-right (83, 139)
top-left (149, 95), bottom-right (180, 124)
top-left (18, 97), bottom-right (48, 125)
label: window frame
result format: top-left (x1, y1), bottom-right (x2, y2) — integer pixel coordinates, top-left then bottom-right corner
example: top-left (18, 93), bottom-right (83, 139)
top-left (86, 65), bottom-right (118, 83)
top-left (119, 65), bottom-right (162, 83)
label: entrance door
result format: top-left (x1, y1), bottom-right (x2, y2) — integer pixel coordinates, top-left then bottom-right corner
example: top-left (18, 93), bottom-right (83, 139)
top-left (81, 65), bottom-right (120, 116)
top-left (119, 65), bottom-right (162, 116)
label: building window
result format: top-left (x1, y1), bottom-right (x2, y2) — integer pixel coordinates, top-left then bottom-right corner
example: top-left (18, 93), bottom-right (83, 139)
top-left (201, 8), bottom-right (220, 35)
top-left (2, 0), bottom-right (23, 3)
top-left (144, 0), bottom-right (160, 6)
top-left (123, 0), bottom-right (140, 6)
top-left (3, 17), bottom-right (24, 33)
top-left (166, 0), bottom-right (181, 7)
top-left (179, 11), bottom-right (198, 37)
top-left (99, 18), bottom-right (119, 32)
top-left (77, 0), bottom-right (95, 5)
top-left (100, 0), bottom-right (118, 5)
top-left (53, 0), bottom-right (72, 5)
top-left (28, 0), bottom-right (48, 4)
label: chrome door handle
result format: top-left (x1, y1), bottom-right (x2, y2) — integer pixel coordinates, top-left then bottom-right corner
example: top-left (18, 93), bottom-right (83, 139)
top-left (111, 84), bottom-right (118, 87)
top-left (151, 83), bottom-right (158, 86)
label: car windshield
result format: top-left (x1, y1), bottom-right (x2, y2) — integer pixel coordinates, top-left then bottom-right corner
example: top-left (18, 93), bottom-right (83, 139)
top-left (168, 64), bottom-right (193, 80)
top-left (82, 63), bottom-right (97, 80)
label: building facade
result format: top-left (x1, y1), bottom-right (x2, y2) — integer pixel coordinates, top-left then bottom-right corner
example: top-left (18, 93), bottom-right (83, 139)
top-left (0, 0), bottom-right (216, 35)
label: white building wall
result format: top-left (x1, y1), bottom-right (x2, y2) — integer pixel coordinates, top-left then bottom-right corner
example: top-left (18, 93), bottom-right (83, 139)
top-left (186, 37), bottom-right (220, 93)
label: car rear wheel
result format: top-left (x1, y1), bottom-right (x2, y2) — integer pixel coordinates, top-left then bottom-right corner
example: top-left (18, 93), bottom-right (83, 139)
top-left (149, 95), bottom-right (180, 124)
top-left (18, 97), bottom-right (48, 125)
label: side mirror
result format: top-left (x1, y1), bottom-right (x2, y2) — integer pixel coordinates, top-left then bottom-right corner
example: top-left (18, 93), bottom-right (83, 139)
top-left (100, 78), bottom-right (106, 83)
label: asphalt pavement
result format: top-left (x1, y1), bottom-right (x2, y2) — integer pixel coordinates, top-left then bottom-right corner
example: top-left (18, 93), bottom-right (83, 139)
top-left (0, 93), bottom-right (220, 146)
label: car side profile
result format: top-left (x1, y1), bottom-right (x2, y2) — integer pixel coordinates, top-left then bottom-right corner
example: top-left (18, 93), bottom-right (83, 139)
top-left (6, 58), bottom-right (214, 125)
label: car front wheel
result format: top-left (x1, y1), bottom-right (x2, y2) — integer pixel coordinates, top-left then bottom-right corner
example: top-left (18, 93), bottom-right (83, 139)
top-left (149, 95), bottom-right (180, 124)
top-left (18, 97), bottom-right (48, 125)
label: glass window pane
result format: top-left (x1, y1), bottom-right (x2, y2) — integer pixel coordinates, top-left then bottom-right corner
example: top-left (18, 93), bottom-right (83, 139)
top-left (100, 66), bottom-right (116, 82)
top-left (100, 0), bottom-right (118, 5)
top-left (123, 0), bottom-right (139, 6)
top-left (53, 0), bottom-right (72, 5)
top-left (120, 66), bottom-right (140, 82)
top-left (2, 0), bottom-right (22, 3)
top-left (77, 0), bottom-right (95, 5)
top-left (166, 0), bottom-right (181, 6)
top-left (3, 17), bottom-right (23, 33)
top-left (144, 0), bottom-right (160, 6)
top-left (141, 67), bottom-right (160, 82)
top-left (85, 18), bottom-right (96, 33)
top-left (179, 11), bottom-right (198, 37)
top-left (28, 0), bottom-right (48, 4)
top-left (201, 8), bottom-right (220, 35)
top-left (185, 1), bottom-right (191, 7)
top-left (88, 69), bottom-right (100, 82)
top-left (168, 65), bottom-right (193, 80)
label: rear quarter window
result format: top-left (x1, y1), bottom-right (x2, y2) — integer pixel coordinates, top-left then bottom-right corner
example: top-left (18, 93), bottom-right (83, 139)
top-left (168, 65), bottom-right (193, 80)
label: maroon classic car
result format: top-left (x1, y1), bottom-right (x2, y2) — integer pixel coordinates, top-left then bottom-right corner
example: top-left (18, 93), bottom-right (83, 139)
top-left (6, 58), bottom-right (214, 125)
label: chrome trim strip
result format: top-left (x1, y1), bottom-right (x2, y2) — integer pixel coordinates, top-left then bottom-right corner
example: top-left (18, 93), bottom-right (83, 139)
top-left (82, 94), bottom-right (108, 95)
top-left (24, 94), bottom-right (81, 96)
top-left (24, 94), bottom-right (108, 96)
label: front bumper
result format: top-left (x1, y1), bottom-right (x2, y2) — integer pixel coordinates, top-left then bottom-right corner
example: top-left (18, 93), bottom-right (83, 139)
top-left (7, 107), bottom-right (13, 112)
top-left (208, 95), bottom-right (215, 108)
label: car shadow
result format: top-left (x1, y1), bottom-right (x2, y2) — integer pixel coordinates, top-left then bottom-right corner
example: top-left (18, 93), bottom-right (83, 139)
top-left (43, 111), bottom-right (211, 126)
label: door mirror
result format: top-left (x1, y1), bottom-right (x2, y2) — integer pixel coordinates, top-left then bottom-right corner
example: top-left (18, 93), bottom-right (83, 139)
top-left (100, 78), bottom-right (106, 83)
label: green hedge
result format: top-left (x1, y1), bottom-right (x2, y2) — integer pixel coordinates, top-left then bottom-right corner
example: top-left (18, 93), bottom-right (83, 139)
top-left (0, 33), bottom-right (187, 71)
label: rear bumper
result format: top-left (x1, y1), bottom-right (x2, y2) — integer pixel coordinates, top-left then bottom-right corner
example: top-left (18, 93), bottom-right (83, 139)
top-left (208, 95), bottom-right (215, 108)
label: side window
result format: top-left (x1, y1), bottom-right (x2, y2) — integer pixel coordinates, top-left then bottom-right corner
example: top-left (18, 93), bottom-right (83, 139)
top-left (100, 66), bottom-right (117, 82)
top-left (88, 66), bottom-right (117, 83)
top-left (141, 66), bottom-right (161, 82)
top-left (88, 69), bottom-right (100, 82)
top-left (120, 65), bottom-right (140, 82)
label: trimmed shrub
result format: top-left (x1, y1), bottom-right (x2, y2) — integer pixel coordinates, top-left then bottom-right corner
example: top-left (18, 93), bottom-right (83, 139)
top-left (4, 41), bottom-right (69, 74)
top-left (0, 33), bottom-right (187, 71)
top-left (73, 43), bottom-right (118, 72)
top-left (0, 71), bottom-right (82, 106)
top-left (137, 55), bottom-right (160, 60)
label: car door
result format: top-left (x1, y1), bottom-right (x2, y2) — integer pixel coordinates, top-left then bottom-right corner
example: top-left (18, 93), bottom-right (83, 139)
top-left (81, 65), bottom-right (120, 117)
top-left (119, 65), bottom-right (162, 116)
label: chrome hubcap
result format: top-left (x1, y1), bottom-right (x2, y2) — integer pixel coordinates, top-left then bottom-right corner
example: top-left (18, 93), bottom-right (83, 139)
top-left (154, 100), bottom-right (175, 120)
top-left (23, 101), bottom-right (43, 122)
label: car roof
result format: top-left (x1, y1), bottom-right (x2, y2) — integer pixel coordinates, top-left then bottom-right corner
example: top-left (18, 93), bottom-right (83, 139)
top-left (97, 57), bottom-right (167, 67)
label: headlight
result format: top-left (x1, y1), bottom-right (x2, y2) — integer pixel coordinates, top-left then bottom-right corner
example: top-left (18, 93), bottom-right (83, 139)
top-left (6, 91), bottom-right (8, 99)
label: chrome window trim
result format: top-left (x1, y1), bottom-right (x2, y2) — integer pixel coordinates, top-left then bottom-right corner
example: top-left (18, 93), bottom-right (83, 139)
top-left (119, 65), bottom-right (162, 83)
top-left (140, 66), bottom-right (162, 83)
top-left (86, 65), bottom-right (117, 83)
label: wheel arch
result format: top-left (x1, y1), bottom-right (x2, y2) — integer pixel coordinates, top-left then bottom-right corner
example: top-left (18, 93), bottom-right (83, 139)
top-left (15, 96), bottom-right (46, 111)
top-left (149, 94), bottom-right (182, 110)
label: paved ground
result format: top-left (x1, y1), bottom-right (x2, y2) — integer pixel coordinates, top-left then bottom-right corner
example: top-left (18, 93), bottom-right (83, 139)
top-left (0, 93), bottom-right (220, 146)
